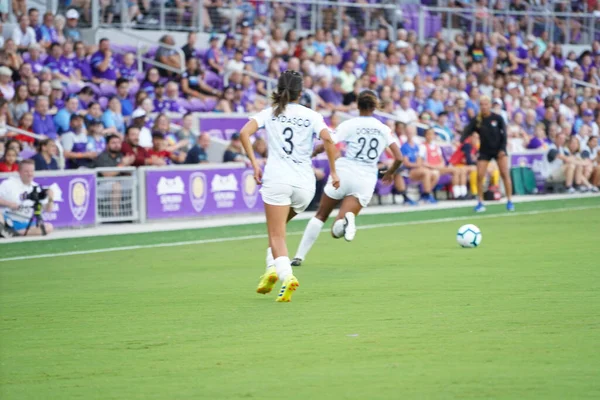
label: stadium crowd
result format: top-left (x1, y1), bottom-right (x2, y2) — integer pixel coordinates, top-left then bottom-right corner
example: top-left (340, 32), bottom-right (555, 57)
top-left (0, 2), bottom-right (599, 198)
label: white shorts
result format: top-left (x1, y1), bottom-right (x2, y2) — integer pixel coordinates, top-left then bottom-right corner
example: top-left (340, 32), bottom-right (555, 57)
top-left (260, 183), bottom-right (315, 214)
top-left (323, 160), bottom-right (376, 208)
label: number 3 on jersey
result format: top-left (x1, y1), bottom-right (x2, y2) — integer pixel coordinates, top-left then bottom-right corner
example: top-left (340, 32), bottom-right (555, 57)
top-left (282, 127), bottom-right (294, 155)
top-left (356, 137), bottom-right (379, 160)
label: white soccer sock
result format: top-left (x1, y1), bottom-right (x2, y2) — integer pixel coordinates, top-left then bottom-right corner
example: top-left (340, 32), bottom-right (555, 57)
top-left (452, 185), bottom-right (461, 199)
top-left (332, 219), bottom-right (345, 239)
top-left (274, 256), bottom-right (293, 282)
top-left (460, 185), bottom-right (468, 197)
top-left (295, 217), bottom-right (324, 261)
top-left (266, 247), bottom-right (275, 269)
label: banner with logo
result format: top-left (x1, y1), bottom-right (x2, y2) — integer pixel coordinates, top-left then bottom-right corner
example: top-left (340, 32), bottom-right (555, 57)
top-left (199, 117), bottom-right (248, 140)
top-left (144, 165), bottom-right (263, 220)
top-left (0, 172), bottom-right (96, 228)
top-left (510, 151), bottom-right (546, 189)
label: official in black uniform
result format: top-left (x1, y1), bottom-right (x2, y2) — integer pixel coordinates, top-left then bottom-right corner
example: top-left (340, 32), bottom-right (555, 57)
top-left (461, 96), bottom-right (514, 212)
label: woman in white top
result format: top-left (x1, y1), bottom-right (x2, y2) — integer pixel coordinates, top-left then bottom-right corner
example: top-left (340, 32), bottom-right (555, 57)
top-left (292, 91), bottom-right (403, 266)
top-left (240, 70), bottom-right (339, 302)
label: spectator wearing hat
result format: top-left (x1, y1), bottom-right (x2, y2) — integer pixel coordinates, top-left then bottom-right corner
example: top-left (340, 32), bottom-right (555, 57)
top-left (64, 9), bottom-right (81, 42)
top-left (0, 67), bottom-right (14, 101)
top-left (32, 96), bottom-right (57, 140)
top-left (53, 95), bottom-right (79, 135)
top-left (574, 109), bottom-right (595, 135)
top-left (12, 15), bottom-right (37, 51)
top-left (31, 139), bottom-right (59, 171)
top-left (205, 35), bottom-right (224, 75)
top-left (130, 108), bottom-right (152, 148)
top-left (62, 114), bottom-right (96, 169)
top-left (223, 133), bottom-right (247, 163)
top-left (251, 44), bottom-right (269, 75)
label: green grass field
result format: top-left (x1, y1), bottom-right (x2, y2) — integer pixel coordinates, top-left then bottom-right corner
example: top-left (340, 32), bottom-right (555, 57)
top-left (1, 197), bottom-right (599, 399)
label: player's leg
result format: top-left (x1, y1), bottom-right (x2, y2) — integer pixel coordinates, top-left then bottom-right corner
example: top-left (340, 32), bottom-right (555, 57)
top-left (262, 203), bottom-right (300, 302)
top-left (564, 163), bottom-right (576, 192)
top-left (496, 151), bottom-right (514, 210)
top-left (293, 193), bottom-right (339, 266)
top-left (332, 195), bottom-right (363, 242)
top-left (475, 158), bottom-right (490, 212)
top-left (409, 167), bottom-right (435, 203)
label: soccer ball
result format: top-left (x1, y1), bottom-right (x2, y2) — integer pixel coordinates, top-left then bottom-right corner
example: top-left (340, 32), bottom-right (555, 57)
top-left (456, 224), bottom-right (482, 248)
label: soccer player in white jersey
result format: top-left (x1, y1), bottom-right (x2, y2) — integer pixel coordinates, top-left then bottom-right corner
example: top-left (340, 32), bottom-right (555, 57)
top-left (239, 70), bottom-right (339, 302)
top-left (291, 91), bottom-right (403, 266)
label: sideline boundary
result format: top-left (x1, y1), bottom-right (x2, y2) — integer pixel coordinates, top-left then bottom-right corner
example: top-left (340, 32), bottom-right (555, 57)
top-left (1, 203), bottom-right (598, 263)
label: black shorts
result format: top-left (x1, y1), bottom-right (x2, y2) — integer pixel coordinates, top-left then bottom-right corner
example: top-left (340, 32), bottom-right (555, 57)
top-left (478, 148), bottom-right (507, 161)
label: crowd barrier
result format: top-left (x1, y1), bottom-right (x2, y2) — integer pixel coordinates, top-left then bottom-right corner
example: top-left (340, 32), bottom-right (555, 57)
top-left (0, 151), bottom-right (549, 230)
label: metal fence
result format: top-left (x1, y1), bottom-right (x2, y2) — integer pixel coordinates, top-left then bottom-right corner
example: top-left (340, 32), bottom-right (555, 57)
top-left (81, 0), bottom-right (599, 45)
top-left (95, 167), bottom-right (139, 223)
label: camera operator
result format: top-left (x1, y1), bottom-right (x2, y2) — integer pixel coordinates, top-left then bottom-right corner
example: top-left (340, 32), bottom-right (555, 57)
top-left (0, 160), bottom-right (54, 237)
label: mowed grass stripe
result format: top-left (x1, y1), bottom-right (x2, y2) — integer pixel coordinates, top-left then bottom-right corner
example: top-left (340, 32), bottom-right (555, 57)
top-left (1, 201), bottom-right (598, 263)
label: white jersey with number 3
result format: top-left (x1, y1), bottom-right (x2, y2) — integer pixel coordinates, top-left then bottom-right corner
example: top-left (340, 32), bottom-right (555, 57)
top-left (251, 104), bottom-right (328, 190)
top-left (334, 116), bottom-right (396, 173)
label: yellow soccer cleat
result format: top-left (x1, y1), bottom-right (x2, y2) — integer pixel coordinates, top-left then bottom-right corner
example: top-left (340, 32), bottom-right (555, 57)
top-left (275, 275), bottom-right (300, 302)
top-left (256, 266), bottom-right (278, 294)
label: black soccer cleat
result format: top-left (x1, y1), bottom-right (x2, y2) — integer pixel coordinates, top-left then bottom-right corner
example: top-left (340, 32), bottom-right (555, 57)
top-left (291, 258), bottom-right (303, 267)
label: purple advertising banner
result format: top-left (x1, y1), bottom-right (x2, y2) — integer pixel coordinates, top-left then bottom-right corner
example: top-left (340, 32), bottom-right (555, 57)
top-left (0, 172), bottom-right (96, 227)
top-left (144, 166), bottom-right (264, 220)
top-left (510, 151), bottom-right (546, 189)
top-left (199, 117), bottom-right (248, 140)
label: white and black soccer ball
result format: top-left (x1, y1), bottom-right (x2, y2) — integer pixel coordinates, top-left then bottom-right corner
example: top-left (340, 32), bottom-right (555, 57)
top-left (456, 224), bottom-right (482, 248)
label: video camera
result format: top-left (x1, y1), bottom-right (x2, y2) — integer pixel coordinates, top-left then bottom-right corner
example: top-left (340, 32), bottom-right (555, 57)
top-left (26, 185), bottom-right (48, 203)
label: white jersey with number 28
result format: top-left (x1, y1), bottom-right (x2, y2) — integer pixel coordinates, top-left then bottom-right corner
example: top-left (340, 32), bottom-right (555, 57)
top-left (251, 104), bottom-right (328, 189)
top-left (334, 116), bottom-right (396, 173)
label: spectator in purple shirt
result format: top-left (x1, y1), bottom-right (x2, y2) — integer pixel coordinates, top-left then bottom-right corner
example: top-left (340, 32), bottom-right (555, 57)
top-left (507, 34), bottom-right (530, 75)
top-left (91, 38), bottom-right (117, 84)
top-left (32, 96), bottom-right (57, 139)
top-left (205, 35), bottom-right (224, 75)
top-left (25, 43), bottom-right (44, 75)
top-left (44, 42), bottom-right (70, 81)
top-left (164, 82), bottom-right (186, 113)
top-left (318, 77), bottom-right (347, 111)
top-left (118, 53), bottom-right (137, 82)
top-left (37, 12), bottom-right (59, 48)
top-left (141, 68), bottom-right (160, 98)
top-left (74, 40), bottom-right (92, 81)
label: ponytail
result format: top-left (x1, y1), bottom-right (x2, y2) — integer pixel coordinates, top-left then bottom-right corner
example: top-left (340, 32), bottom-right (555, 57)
top-left (271, 70), bottom-right (303, 117)
top-left (272, 88), bottom-right (291, 117)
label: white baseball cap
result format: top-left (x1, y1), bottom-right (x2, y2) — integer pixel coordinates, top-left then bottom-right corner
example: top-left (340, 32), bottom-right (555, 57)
top-left (131, 108), bottom-right (147, 119)
top-left (66, 9), bottom-right (79, 19)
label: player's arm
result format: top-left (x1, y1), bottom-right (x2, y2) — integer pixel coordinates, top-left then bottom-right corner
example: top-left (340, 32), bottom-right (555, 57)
top-left (240, 119), bottom-right (262, 184)
top-left (381, 142), bottom-right (403, 184)
top-left (319, 128), bottom-right (340, 189)
top-left (311, 143), bottom-right (325, 157)
top-left (460, 118), bottom-right (477, 143)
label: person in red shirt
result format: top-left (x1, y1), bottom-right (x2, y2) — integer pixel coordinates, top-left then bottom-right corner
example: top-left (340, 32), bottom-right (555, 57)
top-left (121, 126), bottom-right (152, 167)
top-left (422, 128), bottom-right (469, 199)
top-left (0, 148), bottom-right (19, 172)
top-left (147, 132), bottom-right (184, 165)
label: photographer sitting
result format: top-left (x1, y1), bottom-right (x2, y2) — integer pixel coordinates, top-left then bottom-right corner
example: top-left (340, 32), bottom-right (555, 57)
top-left (0, 160), bottom-right (54, 237)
